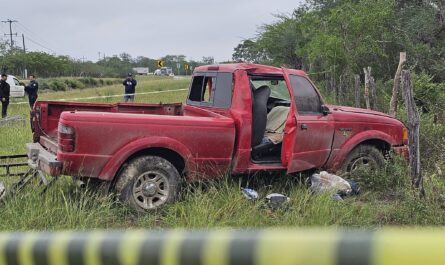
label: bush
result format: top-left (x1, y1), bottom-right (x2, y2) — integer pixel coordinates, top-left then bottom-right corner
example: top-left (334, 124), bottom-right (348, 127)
top-left (48, 80), bottom-right (67, 91)
top-left (64, 79), bottom-right (85, 90)
top-left (79, 77), bottom-right (99, 87)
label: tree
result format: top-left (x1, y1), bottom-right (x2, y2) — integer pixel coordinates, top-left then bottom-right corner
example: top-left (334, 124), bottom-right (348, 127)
top-left (201, 56), bottom-right (215, 65)
top-left (257, 11), bottom-right (308, 69)
top-left (232, 39), bottom-right (266, 63)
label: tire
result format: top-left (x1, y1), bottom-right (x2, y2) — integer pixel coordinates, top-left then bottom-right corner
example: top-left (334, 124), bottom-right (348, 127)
top-left (115, 156), bottom-right (180, 212)
top-left (341, 145), bottom-right (385, 173)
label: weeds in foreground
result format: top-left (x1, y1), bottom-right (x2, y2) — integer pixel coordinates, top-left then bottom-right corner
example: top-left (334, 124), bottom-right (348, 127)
top-left (1, 159), bottom-right (445, 230)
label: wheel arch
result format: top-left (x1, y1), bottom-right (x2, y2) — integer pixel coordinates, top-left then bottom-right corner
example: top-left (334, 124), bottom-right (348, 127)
top-left (124, 147), bottom-right (186, 176)
top-left (98, 137), bottom-right (194, 182)
top-left (326, 130), bottom-right (394, 171)
top-left (357, 139), bottom-right (391, 154)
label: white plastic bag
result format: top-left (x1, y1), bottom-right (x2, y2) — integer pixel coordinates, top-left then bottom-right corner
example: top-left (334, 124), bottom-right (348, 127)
top-left (310, 171), bottom-right (352, 195)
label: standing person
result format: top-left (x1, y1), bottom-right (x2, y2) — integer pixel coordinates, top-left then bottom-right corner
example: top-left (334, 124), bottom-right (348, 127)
top-left (25, 75), bottom-right (39, 108)
top-left (0, 74), bottom-right (10, 118)
top-left (123, 73), bottom-right (137, 102)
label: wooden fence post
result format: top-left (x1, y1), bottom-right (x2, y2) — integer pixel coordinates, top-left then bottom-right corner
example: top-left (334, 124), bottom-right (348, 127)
top-left (354, 75), bottom-right (360, 108)
top-left (401, 70), bottom-right (424, 196)
top-left (369, 69), bottom-right (378, 111)
top-left (389, 52), bottom-right (407, 117)
top-left (363, 67), bottom-right (371, 110)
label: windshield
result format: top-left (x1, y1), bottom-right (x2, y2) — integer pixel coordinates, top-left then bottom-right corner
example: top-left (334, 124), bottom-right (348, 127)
top-left (250, 77), bottom-right (290, 101)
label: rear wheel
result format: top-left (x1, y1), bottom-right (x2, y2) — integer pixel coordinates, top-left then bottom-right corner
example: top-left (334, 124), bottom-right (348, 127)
top-left (115, 156), bottom-right (180, 212)
top-left (342, 145), bottom-right (385, 173)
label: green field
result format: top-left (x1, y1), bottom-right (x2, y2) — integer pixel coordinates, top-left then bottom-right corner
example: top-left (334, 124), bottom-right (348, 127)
top-left (1, 76), bottom-right (445, 230)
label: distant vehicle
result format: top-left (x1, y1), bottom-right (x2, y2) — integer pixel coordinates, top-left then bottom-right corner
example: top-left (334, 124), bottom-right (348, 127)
top-left (5, 75), bottom-right (25, 98)
top-left (132, 67), bottom-right (149, 75)
top-left (154, 67), bottom-right (173, 76)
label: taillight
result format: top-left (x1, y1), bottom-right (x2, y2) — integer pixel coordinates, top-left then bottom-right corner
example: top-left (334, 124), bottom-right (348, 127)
top-left (402, 127), bottom-right (408, 145)
top-left (58, 123), bottom-right (75, 152)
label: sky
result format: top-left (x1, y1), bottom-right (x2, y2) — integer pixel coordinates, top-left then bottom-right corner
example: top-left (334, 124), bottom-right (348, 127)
top-left (2, 0), bottom-right (301, 63)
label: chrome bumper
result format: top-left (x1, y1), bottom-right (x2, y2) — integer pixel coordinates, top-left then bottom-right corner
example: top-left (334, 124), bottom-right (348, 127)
top-left (26, 143), bottom-right (62, 176)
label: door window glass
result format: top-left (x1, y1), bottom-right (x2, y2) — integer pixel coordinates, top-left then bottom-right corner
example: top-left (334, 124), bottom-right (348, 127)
top-left (289, 75), bottom-right (322, 115)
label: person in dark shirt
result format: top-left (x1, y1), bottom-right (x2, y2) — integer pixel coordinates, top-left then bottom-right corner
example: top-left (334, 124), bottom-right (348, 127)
top-left (122, 73), bottom-right (137, 102)
top-left (25, 74), bottom-right (39, 108)
top-left (0, 74), bottom-right (10, 118)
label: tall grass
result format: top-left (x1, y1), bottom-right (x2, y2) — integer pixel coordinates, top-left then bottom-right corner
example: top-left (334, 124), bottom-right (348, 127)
top-left (2, 159), bottom-right (445, 231)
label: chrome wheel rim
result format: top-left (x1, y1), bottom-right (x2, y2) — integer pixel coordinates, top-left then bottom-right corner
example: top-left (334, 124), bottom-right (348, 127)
top-left (132, 171), bottom-right (169, 210)
top-left (350, 156), bottom-right (377, 172)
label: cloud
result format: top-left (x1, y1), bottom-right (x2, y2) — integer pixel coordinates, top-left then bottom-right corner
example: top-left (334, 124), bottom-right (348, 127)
top-left (6, 0), bottom-right (301, 62)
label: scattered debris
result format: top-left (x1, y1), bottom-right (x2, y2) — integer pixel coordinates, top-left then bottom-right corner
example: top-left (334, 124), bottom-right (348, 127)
top-left (332, 194), bottom-right (343, 201)
top-left (310, 171), bottom-right (360, 200)
top-left (0, 115), bottom-right (26, 127)
top-left (311, 171), bottom-right (351, 194)
top-left (0, 182), bottom-right (5, 200)
top-left (345, 179), bottom-right (360, 196)
top-left (241, 188), bottom-right (259, 200)
top-left (265, 193), bottom-right (290, 210)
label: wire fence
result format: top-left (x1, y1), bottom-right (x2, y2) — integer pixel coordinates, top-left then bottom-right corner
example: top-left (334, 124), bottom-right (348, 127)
top-left (9, 88), bottom-right (189, 105)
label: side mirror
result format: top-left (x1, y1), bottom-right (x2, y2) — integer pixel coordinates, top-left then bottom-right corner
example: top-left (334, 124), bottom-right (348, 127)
top-left (321, 105), bottom-right (331, 115)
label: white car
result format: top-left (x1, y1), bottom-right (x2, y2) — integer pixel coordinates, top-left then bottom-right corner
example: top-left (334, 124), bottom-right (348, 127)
top-left (5, 75), bottom-right (25, 98)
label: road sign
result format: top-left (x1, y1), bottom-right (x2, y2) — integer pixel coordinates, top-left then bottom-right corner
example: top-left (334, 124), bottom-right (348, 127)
top-left (157, 60), bottom-right (164, 67)
top-left (184, 64), bottom-right (189, 70)
top-left (176, 62), bottom-right (180, 69)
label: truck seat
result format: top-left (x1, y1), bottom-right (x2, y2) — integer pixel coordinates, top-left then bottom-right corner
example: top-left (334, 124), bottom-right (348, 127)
top-left (251, 106), bottom-right (289, 160)
top-left (251, 85), bottom-right (271, 147)
top-left (264, 106), bottom-right (290, 144)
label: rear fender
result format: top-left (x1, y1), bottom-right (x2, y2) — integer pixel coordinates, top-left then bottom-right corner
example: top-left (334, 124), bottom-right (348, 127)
top-left (98, 137), bottom-right (194, 181)
top-left (325, 130), bottom-right (395, 171)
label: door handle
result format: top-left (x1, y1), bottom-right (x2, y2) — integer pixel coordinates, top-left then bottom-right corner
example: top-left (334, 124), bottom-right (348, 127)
top-left (300, 123), bottom-right (308, 130)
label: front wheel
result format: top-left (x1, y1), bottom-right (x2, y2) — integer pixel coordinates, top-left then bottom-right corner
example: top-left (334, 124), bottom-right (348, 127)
top-left (341, 145), bottom-right (385, 173)
top-left (115, 156), bottom-right (180, 212)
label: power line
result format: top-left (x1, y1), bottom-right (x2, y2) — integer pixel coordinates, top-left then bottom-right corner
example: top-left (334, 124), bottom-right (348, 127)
top-left (25, 36), bottom-right (57, 54)
top-left (1, 19), bottom-right (18, 49)
top-left (16, 22), bottom-right (56, 50)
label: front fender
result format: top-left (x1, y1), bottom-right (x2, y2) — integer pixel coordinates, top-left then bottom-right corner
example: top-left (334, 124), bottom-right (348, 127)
top-left (98, 137), bottom-right (194, 181)
top-left (325, 130), bottom-right (396, 171)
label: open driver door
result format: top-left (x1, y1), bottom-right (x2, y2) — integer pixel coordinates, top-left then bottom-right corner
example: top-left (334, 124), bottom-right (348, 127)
top-left (281, 69), bottom-right (335, 173)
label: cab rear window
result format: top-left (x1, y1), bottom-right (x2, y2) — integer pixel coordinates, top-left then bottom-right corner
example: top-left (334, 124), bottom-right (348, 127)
top-left (187, 72), bottom-right (232, 108)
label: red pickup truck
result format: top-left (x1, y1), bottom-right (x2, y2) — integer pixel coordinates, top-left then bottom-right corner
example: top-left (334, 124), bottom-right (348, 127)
top-left (27, 64), bottom-right (409, 211)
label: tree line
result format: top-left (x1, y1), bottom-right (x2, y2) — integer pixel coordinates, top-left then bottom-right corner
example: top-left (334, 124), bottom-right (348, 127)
top-left (0, 43), bottom-right (214, 78)
top-left (232, 0), bottom-right (445, 114)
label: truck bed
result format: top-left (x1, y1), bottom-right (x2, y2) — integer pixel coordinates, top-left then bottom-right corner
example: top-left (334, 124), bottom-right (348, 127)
top-left (31, 100), bottom-right (236, 179)
top-left (33, 101), bottom-right (190, 141)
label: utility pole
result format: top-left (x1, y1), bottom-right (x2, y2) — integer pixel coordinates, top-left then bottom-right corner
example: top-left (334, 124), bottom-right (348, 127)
top-left (22, 34), bottom-right (26, 53)
top-left (2, 19), bottom-right (18, 48)
top-left (22, 34), bottom-right (27, 78)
